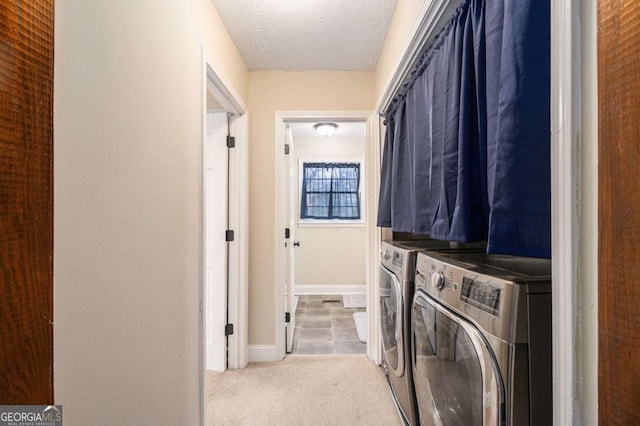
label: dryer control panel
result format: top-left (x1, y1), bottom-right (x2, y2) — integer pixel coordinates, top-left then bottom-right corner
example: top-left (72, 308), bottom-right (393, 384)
top-left (415, 249), bottom-right (551, 343)
top-left (460, 277), bottom-right (501, 316)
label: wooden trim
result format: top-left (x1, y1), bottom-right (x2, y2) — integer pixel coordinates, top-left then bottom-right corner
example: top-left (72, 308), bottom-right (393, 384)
top-left (598, 0), bottom-right (640, 423)
top-left (0, 0), bottom-right (54, 403)
top-left (204, 49), bottom-right (248, 115)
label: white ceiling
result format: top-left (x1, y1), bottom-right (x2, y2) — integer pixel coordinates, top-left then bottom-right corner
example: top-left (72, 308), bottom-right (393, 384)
top-left (211, 0), bottom-right (398, 71)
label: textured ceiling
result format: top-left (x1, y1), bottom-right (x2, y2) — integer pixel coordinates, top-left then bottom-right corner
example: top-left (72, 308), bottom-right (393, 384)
top-left (212, 0), bottom-right (398, 71)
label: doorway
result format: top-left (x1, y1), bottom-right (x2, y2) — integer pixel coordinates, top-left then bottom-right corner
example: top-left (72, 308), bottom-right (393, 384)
top-left (203, 108), bottom-right (231, 372)
top-left (287, 121), bottom-right (368, 355)
top-left (274, 112), bottom-right (381, 362)
top-left (201, 50), bottom-right (250, 420)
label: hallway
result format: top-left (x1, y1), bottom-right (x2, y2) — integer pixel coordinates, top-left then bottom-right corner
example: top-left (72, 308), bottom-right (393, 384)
top-left (206, 355), bottom-right (400, 425)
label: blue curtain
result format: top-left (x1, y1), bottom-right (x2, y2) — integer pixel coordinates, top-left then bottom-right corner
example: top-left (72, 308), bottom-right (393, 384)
top-left (377, 0), bottom-right (550, 258)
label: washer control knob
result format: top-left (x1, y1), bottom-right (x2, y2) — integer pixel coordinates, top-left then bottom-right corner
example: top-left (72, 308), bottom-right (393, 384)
top-left (381, 250), bottom-right (390, 261)
top-left (432, 271), bottom-right (446, 291)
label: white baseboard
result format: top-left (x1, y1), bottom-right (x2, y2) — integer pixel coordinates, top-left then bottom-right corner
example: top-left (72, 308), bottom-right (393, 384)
top-left (295, 284), bottom-right (366, 295)
top-left (248, 345), bottom-right (278, 363)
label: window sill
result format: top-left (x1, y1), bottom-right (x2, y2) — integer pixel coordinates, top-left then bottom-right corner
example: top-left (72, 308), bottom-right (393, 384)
top-left (297, 220), bottom-right (365, 228)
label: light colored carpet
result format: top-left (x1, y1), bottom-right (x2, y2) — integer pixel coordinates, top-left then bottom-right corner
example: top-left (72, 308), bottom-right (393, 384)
top-left (342, 294), bottom-right (366, 308)
top-left (353, 312), bottom-right (367, 343)
top-left (206, 355), bottom-right (401, 426)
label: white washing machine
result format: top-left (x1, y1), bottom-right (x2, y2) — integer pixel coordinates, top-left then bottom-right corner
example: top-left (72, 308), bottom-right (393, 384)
top-left (412, 251), bottom-right (552, 425)
top-left (379, 240), bottom-right (486, 425)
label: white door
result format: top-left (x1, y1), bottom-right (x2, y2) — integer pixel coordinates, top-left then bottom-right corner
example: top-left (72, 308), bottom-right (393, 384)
top-left (284, 125), bottom-right (297, 353)
top-left (205, 112), bottom-right (229, 371)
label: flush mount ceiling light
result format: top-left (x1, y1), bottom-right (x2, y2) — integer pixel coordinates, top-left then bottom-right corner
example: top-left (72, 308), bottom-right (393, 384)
top-left (314, 122), bottom-right (338, 137)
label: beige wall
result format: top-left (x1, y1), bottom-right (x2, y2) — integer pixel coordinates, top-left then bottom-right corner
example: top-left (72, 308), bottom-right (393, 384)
top-left (374, 0), bottom-right (428, 105)
top-left (294, 138), bottom-right (367, 287)
top-left (54, 0), bottom-right (248, 424)
top-left (294, 226), bottom-right (367, 285)
top-left (248, 71), bottom-right (374, 345)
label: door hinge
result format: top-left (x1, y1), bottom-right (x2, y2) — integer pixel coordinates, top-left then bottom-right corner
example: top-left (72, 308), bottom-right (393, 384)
top-left (285, 228), bottom-right (290, 239)
top-left (284, 144), bottom-right (290, 155)
top-left (225, 230), bottom-right (235, 242)
top-left (285, 312), bottom-right (291, 323)
top-left (227, 135), bottom-right (235, 148)
top-left (225, 323), bottom-right (234, 336)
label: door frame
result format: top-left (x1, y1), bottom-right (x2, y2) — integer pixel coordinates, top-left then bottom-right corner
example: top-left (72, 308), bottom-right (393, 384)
top-left (200, 46), bottom-right (249, 421)
top-left (274, 111), bottom-right (381, 362)
top-left (203, 111), bottom-right (231, 372)
top-left (550, 1), bottom-right (598, 424)
top-left (550, 3), bottom-right (582, 424)
top-left (283, 124), bottom-right (296, 354)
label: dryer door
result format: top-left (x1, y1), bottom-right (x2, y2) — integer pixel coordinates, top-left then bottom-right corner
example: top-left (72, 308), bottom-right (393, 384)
top-left (412, 292), bottom-right (504, 426)
top-left (379, 264), bottom-right (404, 376)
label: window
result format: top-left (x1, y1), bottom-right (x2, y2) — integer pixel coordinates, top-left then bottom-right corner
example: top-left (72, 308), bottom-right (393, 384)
top-left (300, 162), bottom-right (361, 220)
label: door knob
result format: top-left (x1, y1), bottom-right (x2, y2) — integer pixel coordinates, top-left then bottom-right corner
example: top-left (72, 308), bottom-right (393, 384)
top-left (293, 241), bottom-right (300, 247)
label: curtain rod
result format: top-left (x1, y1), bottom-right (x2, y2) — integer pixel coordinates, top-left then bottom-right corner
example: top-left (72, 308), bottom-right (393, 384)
top-left (376, 0), bottom-right (462, 116)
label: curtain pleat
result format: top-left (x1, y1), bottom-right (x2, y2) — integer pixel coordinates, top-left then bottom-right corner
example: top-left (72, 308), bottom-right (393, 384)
top-left (377, 117), bottom-right (394, 226)
top-left (390, 103), bottom-right (414, 231)
top-left (487, 0), bottom-right (551, 257)
top-left (376, 0), bottom-right (551, 258)
top-left (410, 74), bottom-right (432, 235)
top-left (450, 5), bottom-right (489, 243)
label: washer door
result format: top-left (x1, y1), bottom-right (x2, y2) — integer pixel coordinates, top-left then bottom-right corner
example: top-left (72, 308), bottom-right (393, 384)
top-left (379, 264), bottom-right (404, 376)
top-left (412, 292), bottom-right (504, 426)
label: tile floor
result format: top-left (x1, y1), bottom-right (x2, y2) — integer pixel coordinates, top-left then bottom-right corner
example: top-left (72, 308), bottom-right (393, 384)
top-left (291, 295), bottom-right (367, 355)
